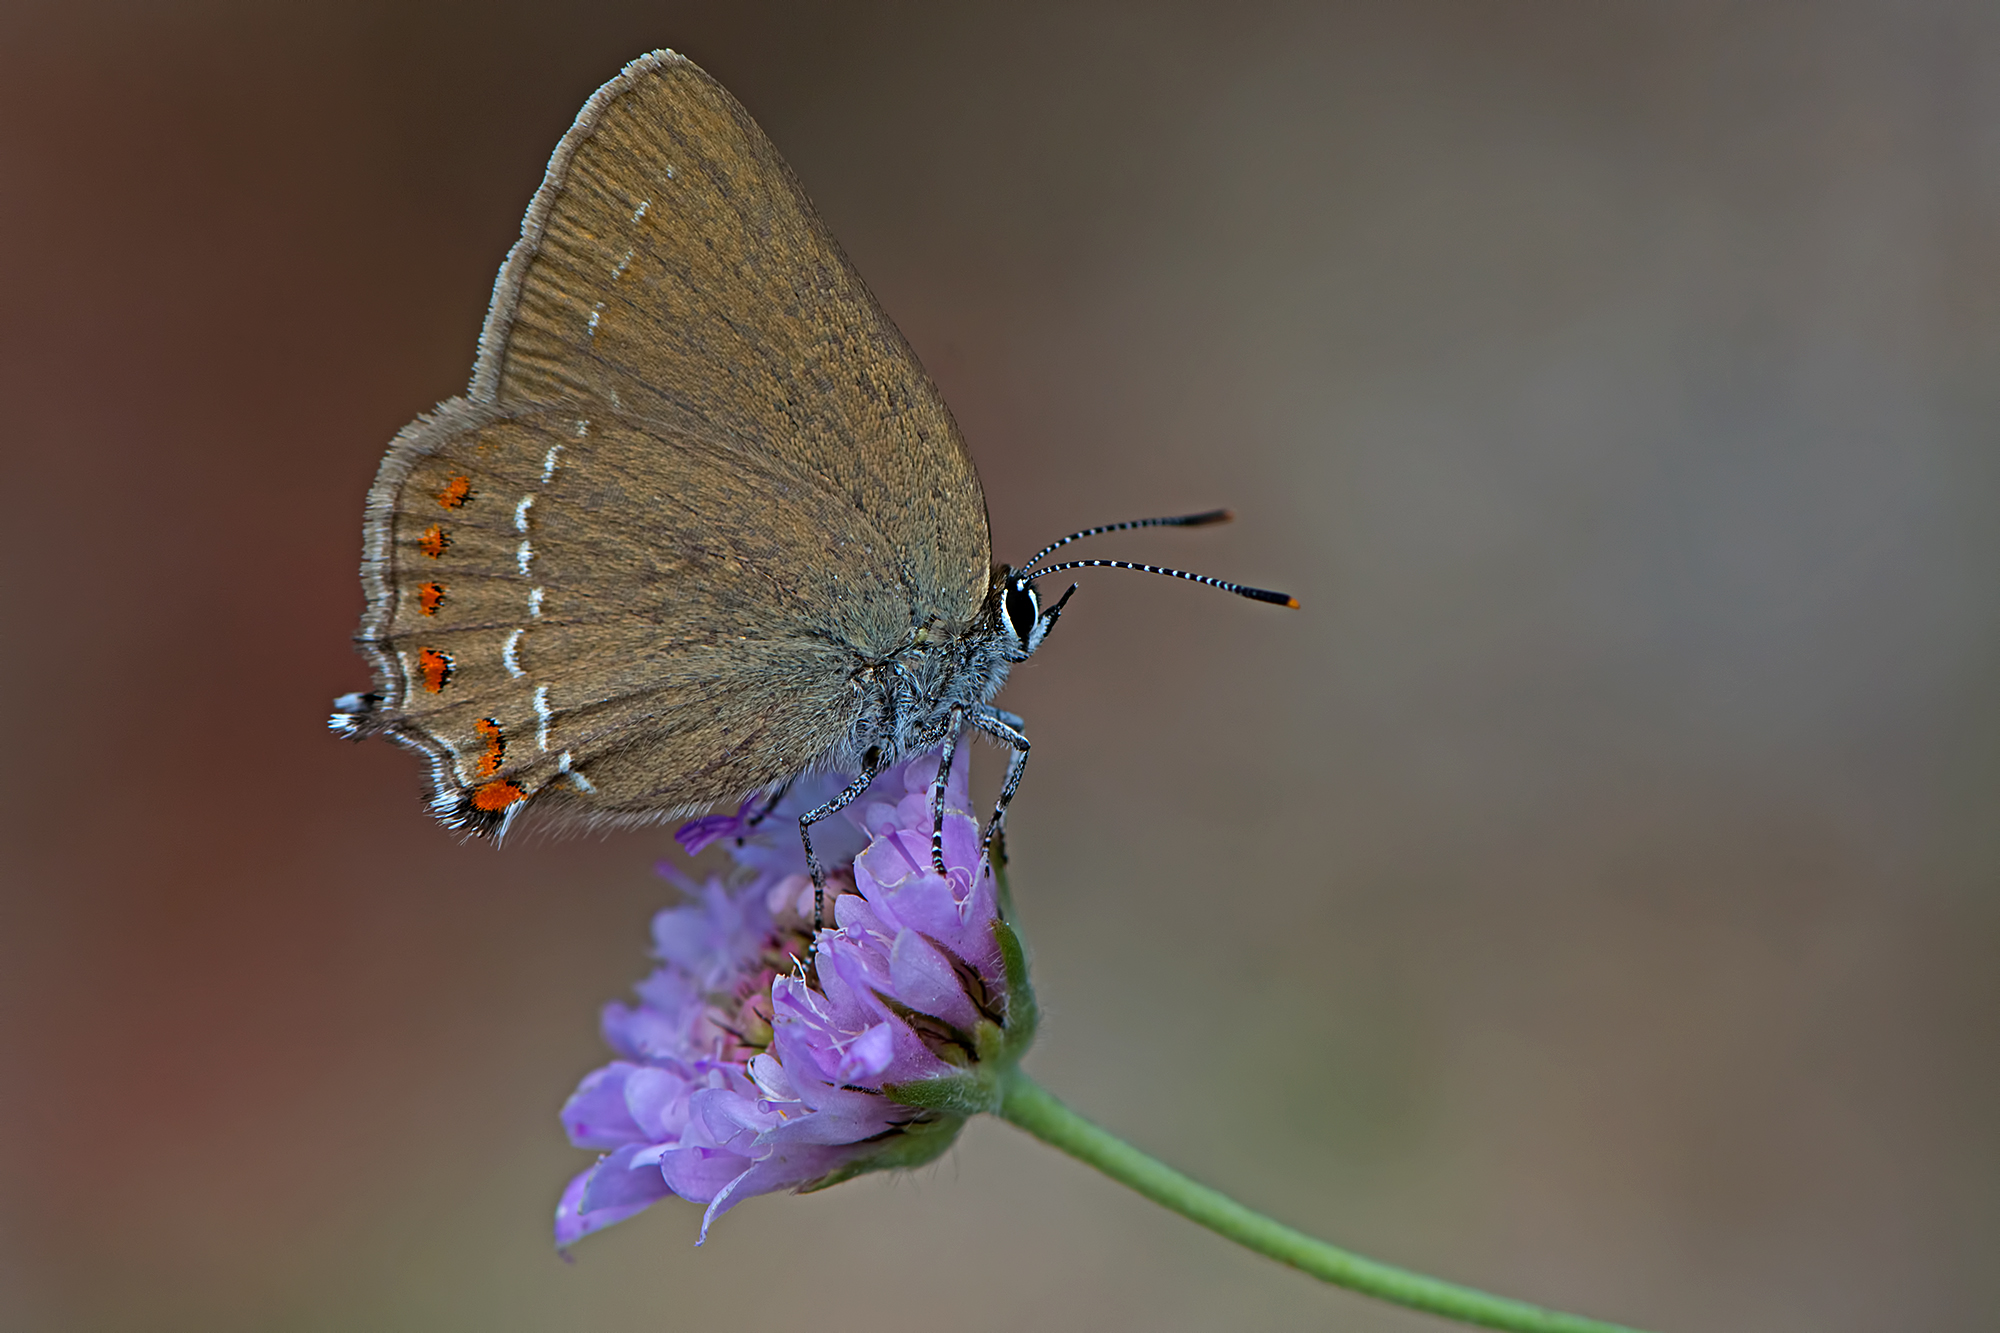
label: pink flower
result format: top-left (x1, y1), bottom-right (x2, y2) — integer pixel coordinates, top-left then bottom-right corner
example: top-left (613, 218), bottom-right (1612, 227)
top-left (556, 744), bottom-right (1035, 1246)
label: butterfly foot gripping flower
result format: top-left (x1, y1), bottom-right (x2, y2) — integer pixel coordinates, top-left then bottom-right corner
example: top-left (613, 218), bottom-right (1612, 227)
top-left (555, 743), bottom-right (1035, 1245)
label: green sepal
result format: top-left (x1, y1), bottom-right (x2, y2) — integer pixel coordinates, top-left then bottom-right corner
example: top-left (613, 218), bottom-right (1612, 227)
top-left (797, 1112), bottom-right (968, 1193)
top-left (991, 851), bottom-right (1017, 923)
top-left (992, 917), bottom-right (1037, 1057)
top-left (885, 1069), bottom-right (1002, 1117)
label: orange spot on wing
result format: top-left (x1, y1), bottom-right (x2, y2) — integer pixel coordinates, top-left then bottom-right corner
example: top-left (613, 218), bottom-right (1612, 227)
top-left (437, 475), bottom-right (472, 508)
top-left (474, 717), bottom-right (506, 776)
top-left (418, 582), bottom-right (446, 615)
top-left (417, 647), bottom-right (452, 693)
top-left (419, 525), bottom-right (450, 559)
top-left (472, 779), bottom-right (525, 810)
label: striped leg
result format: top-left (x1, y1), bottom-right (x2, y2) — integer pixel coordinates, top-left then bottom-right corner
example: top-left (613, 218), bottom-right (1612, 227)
top-left (744, 778), bottom-right (794, 832)
top-left (971, 707), bottom-right (1030, 863)
top-left (929, 710), bottom-right (965, 877)
top-left (799, 760), bottom-right (882, 931)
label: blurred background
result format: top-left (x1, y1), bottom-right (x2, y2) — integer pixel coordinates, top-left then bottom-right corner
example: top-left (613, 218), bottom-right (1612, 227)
top-left (3, 3), bottom-right (1996, 1330)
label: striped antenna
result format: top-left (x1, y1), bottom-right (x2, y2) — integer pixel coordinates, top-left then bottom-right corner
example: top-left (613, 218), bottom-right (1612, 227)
top-left (1025, 559), bottom-right (1298, 608)
top-left (1019, 509), bottom-right (1233, 576)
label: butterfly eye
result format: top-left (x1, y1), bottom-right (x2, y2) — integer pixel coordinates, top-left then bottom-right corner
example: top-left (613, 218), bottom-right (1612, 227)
top-left (1004, 579), bottom-right (1040, 649)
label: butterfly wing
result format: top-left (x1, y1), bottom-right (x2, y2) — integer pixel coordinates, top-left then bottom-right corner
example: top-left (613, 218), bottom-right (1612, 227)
top-left (480, 49), bottom-right (989, 632)
top-left (348, 401), bottom-right (922, 831)
top-left (342, 52), bottom-right (991, 833)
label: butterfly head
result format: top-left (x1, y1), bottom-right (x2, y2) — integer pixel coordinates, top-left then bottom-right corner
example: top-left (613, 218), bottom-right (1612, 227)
top-left (995, 567), bottom-right (1076, 661)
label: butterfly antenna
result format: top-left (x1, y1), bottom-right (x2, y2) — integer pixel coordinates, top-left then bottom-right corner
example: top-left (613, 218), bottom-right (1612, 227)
top-left (1019, 509), bottom-right (1234, 577)
top-left (1026, 559), bottom-right (1298, 608)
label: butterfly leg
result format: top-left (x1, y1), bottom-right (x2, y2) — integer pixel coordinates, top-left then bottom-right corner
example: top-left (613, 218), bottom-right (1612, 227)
top-left (970, 707), bottom-right (1030, 864)
top-left (929, 709), bottom-right (966, 878)
top-left (743, 778), bottom-right (794, 833)
top-left (799, 760), bottom-right (882, 932)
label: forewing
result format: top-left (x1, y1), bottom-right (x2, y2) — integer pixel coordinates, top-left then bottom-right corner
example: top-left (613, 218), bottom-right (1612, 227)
top-left (351, 401), bottom-right (902, 833)
top-left (472, 50), bottom-right (990, 634)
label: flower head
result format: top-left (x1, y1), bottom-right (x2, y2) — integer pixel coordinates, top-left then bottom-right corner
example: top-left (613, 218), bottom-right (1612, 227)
top-left (556, 743), bottom-right (1035, 1246)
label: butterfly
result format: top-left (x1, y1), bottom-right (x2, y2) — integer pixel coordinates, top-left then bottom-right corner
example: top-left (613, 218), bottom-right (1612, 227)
top-left (331, 50), bottom-right (1292, 898)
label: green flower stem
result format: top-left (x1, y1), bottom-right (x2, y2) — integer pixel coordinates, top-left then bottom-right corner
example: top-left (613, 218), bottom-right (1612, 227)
top-left (995, 1071), bottom-right (1655, 1333)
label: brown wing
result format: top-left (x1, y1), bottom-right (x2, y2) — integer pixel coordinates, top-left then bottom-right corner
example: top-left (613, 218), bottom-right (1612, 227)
top-left (354, 402), bottom-right (926, 831)
top-left (346, 51), bottom-right (990, 833)
top-left (475, 49), bottom-right (989, 633)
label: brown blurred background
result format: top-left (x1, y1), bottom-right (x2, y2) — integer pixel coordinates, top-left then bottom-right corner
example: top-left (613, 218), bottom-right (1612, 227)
top-left (3, 3), bottom-right (1996, 1330)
